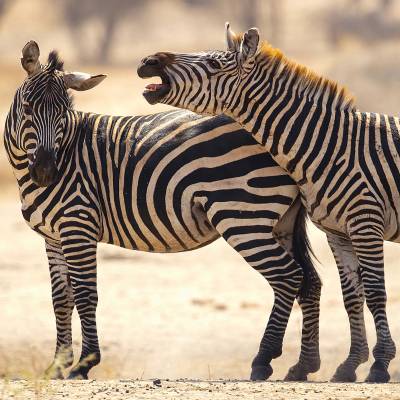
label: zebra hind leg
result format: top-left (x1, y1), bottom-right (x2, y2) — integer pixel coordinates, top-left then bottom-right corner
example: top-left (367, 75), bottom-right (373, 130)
top-left (327, 234), bottom-right (369, 383)
top-left (284, 285), bottom-right (321, 381)
top-left (350, 230), bottom-right (395, 383)
top-left (272, 202), bottom-right (321, 382)
top-left (249, 257), bottom-right (303, 381)
top-left (215, 222), bottom-right (303, 380)
top-left (205, 193), bottom-right (304, 380)
top-left (240, 223), bottom-right (304, 380)
top-left (43, 241), bottom-right (75, 379)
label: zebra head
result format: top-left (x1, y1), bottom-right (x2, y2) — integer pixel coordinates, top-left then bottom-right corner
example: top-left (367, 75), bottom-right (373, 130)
top-left (16, 41), bottom-right (106, 187)
top-left (137, 23), bottom-right (260, 116)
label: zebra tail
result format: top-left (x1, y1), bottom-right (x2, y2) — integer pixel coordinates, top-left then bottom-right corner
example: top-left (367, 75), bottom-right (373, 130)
top-left (292, 203), bottom-right (321, 299)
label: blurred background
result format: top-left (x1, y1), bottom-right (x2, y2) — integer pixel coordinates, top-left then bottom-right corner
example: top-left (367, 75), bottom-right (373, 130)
top-left (1, 0), bottom-right (400, 382)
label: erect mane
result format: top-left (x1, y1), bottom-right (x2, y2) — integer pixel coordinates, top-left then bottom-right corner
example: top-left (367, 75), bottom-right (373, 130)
top-left (253, 40), bottom-right (356, 111)
top-left (46, 50), bottom-right (64, 72)
top-left (37, 50), bottom-right (74, 107)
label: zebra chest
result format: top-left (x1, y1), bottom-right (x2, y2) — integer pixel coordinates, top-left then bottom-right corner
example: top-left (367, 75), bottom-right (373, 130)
top-left (20, 195), bottom-right (62, 241)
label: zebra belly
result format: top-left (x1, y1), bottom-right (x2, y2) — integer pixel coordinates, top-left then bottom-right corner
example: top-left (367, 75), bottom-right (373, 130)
top-left (383, 207), bottom-right (400, 242)
top-left (20, 196), bottom-right (219, 251)
top-left (99, 232), bottom-right (220, 253)
top-left (98, 199), bottom-right (220, 253)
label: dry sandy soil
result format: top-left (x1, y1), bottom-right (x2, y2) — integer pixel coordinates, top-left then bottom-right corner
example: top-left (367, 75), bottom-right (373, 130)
top-left (2, 380), bottom-right (400, 400)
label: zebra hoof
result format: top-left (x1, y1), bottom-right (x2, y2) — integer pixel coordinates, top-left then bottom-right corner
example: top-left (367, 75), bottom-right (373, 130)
top-left (284, 364), bottom-right (308, 382)
top-left (67, 369), bottom-right (89, 380)
top-left (331, 364), bottom-right (356, 383)
top-left (365, 363), bottom-right (390, 383)
top-left (250, 365), bottom-right (273, 381)
top-left (43, 365), bottom-right (64, 380)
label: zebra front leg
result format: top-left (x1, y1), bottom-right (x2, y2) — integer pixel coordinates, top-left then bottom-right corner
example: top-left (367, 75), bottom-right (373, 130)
top-left (43, 240), bottom-right (75, 379)
top-left (327, 233), bottom-right (369, 383)
top-left (350, 226), bottom-right (395, 383)
top-left (60, 230), bottom-right (101, 380)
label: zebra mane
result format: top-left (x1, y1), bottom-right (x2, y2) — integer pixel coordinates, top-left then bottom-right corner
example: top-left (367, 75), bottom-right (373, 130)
top-left (46, 50), bottom-right (64, 72)
top-left (40, 50), bottom-right (74, 106)
top-left (256, 41), bottom-right (356, 112)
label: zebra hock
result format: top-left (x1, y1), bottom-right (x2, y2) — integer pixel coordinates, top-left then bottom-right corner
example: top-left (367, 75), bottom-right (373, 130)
top-left (138, 23), bottom-right (399, 383)
top-left (4, 41), bottom-right (320, 381)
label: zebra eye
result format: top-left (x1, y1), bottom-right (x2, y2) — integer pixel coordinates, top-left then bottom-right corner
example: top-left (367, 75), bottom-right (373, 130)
top-left (207, 59), bottom-right (221, 69)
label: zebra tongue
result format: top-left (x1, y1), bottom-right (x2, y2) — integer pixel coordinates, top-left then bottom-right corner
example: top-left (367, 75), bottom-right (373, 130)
top-left (145, 83), bottom-right (163, 92)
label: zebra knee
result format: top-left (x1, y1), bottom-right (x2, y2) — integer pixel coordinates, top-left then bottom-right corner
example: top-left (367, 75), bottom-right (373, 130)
top-left (364, 289), bottom-right (387, 315)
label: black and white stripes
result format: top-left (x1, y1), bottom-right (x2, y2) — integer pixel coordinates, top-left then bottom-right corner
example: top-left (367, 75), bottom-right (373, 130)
top-left (4, 42), bottom-right (320, 380)
top-left (139, 23), bottom-right (400, 382)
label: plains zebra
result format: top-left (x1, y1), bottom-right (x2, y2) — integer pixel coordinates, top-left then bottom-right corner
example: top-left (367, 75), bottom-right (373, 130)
top-left (3, 41), bottom-right (321, 381)
top-left (138, 23), bottom-right (400, 383)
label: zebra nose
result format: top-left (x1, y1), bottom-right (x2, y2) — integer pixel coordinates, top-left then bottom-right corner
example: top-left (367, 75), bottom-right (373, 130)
top-left (29, 146), bottom-right (58, 187)
top-left (141, 56), bottom-right (160, 66)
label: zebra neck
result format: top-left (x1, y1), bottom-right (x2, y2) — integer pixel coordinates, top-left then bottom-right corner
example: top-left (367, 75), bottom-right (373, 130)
top-left (55, 110), bottom-right (85, 170)
top-left (228, 66), bottom-right (352, 179)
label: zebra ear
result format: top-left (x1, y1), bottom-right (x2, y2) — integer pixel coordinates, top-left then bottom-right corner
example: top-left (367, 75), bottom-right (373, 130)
top-left (21, 40), bottom-right (41, 76)
top-left (225, 22), bottom-right (238, 51)
top-left (240, 27), bottom-right (260, 62)
top-left (63, 72), bottom-right (107, 91)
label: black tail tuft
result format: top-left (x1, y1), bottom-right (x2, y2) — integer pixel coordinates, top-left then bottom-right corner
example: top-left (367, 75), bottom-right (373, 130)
top-left (293, 203), bottom-right (321, 299)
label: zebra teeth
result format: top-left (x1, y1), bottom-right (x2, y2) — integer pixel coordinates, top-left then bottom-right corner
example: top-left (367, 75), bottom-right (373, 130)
top-left (142, 80), bottom-right (171, 104)
top-left (145, 83), bottom-right (165, 92)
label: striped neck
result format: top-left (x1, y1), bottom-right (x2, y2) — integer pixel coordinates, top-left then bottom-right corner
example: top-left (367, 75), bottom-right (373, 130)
top-left (57, 109), bottom-right (84, 166)
top-left (226, 47), bottom-right (355, 176)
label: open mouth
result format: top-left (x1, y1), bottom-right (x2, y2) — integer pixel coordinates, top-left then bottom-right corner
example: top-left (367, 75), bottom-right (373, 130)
top-left (137, 65), bottom-right (171, 104)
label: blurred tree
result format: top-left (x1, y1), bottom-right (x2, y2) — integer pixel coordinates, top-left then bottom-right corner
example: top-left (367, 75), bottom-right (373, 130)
top-left (326, 0), bottom-right (400, 46)
top-left (0, 0), bottom-right (10, 21)
top-left (59, 0), bottom-right (284, 63)
top-left (59, 0), bottom-right (146, 64)
top-left (0, 0), bottom-right (6, 15)
top-left (238, 0), bottom-right (258, 28)
top-left (185, 0), bottom-right (282, 42)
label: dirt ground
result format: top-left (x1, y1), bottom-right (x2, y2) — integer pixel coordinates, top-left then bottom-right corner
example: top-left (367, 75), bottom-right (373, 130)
top-left (3, 380), bottom-right (400, 400)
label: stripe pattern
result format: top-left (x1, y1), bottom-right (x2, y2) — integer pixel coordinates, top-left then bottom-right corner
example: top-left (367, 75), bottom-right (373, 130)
top-left (144, 25), bottom-right (400, 382)
top-left (4, 50), bottom-right (320, 380)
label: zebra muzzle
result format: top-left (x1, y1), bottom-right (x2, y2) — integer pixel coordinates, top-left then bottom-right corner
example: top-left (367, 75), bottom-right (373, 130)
top-left (29, 146), bottom-right (58, 187)
top-left (137, 56), bottom-right (171, 104)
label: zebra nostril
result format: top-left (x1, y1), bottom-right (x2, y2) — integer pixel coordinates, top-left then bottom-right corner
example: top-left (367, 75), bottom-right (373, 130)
top-left (27, 153), bottom-right (35, 163)
top-left (145, 57), bottom-right (160, 66)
